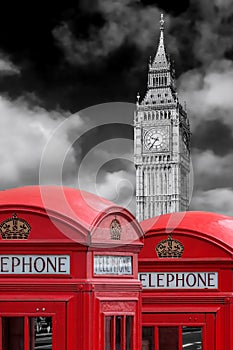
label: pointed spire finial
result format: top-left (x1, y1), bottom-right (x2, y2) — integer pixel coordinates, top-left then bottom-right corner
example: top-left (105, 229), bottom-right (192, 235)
top-left (160, 13), bottom-right (164, 30)
top-left (151, 13), bottom-right (167, 68)
top-left (136, 92), bottom-right (140, 105)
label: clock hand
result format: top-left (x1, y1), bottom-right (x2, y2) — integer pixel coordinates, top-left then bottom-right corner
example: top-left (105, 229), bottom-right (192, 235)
top-left (149, 137), bottom-right (159, 149)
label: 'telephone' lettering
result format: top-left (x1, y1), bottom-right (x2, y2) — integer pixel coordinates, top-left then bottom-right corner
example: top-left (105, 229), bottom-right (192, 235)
top-left (0, 255), bottom-right (70, 274)
top-left (139, 272), bottom-right (218, 289)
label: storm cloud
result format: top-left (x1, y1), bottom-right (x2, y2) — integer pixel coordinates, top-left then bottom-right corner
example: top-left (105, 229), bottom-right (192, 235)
top-left (0, 0), bottom-right (232, 216)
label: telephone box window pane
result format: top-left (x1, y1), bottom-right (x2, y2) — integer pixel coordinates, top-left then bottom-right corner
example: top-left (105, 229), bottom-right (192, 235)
top-left (142, 327), bottom-right (154, 350)
top-left (159, 327), bottom-right (179, 350)
top-left (105, 316), bottom-right (113, 350)
top-left (126, 316), bottom-right (133, 350)
top-left (30, 317), bottom-right (52, 349)
top-left (182, 327), bottom-right (202, 349)
top-left (2, 317), bottom-right (24, 350)
top-left (116, 316), bottom-right (122, 350)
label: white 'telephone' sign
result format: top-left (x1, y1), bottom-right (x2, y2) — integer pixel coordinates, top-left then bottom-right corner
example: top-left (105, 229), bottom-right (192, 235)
top-left (0, 255), bottom-right (70, 274)
top-left (139, 272), bottom-right (218, 289)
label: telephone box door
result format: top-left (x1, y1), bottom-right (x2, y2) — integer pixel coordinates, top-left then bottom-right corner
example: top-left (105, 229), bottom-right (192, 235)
top-left (0, 301), bottom-right (66, 350)
top-left (142, 313), bottom-right (215, 350)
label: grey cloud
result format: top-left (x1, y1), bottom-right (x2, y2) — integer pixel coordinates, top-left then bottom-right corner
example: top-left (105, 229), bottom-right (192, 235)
top-left (51, 0), bottom-right (233, 74)
top-left (191, 119), bottom-right (233, 155)
top-left (76, 137), bottom-right (134, 201)
top-left (38, 103), bottom-right (136, 211)
top-left (52, 1), bottom-right (161, 65)
top-left (0, 55), bottom-right (20, 75)
top-left (95, 168), bottom-right (136, 214)
top-left (1, 1), bottom-right (233, 218)
top-left (178, 59), bottom-right (233, 130)
top-left (214, 0), bottom-right (233, 8)
top-left (191, 150), bottom-right (233, 191)
top-left (191, 188), bottom-right (233, 216)
top-left (0, 96), bottom-right (81, 190)
top-left (187, 0), bottom-right (233, 65)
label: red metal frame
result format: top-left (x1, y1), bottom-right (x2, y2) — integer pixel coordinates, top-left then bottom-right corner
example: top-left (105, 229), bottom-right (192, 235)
top-left (0, 301), bottom-right (66, 350)
top-left (0, 186), bottom-right (144, 350)
top-left (101, 313), bottom-right (134, 350)
top-left (139, 211), bottom-right (233, 350)
top-left (142, 312), bottom-right (215, 350)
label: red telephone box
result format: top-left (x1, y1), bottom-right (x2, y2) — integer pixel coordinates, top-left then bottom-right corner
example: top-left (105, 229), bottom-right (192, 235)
top-left (0, 186), bottom-right (144, 350)
top-left (139, 211), bottom-right (233, 350)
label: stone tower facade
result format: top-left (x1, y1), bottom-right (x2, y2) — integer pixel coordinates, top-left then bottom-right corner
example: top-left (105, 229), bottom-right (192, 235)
top-left (134, 14), bottom-right (191, 221)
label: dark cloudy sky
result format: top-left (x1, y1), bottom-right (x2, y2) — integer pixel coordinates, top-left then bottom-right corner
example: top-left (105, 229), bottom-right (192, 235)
top-left (0, 0), bottom-right (233, 217)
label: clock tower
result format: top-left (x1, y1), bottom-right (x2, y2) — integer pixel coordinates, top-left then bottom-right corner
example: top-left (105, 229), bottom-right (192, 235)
top-left (134, 14), bottom-right (191, 221)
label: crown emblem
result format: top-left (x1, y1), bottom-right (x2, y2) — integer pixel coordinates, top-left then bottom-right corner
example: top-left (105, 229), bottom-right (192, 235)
top-left (0, 213), bottom-right (31, 240)
top-left (110, 218), bottom-right (121, 240)
top-left (156, 235), bottom-right (184, 258)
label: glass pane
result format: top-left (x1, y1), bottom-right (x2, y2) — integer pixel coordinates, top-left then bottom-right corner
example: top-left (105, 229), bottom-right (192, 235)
top-left (159, 327), bottom-right (179, 350)
top-left (142, 327), bottom-right (154, 350)
top-left (30, 317), bottom-right (52, 350)
top-left (105, 316), bottom-right (113, 350)
top-left (116, 316), bottom-right (122, 350)
top-left (182, 327), bottom-right (202, 350)
top-left (126, 316), bottom-right (133, 350)
top-left (2, 317), bottom-right (24, 350)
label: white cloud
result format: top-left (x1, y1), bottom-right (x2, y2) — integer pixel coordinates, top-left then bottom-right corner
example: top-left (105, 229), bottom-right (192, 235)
top-left (191, 188), bottom-right (233, 216)
top-left (0, 99), bottom-right (136, 215)
top-left (97, 169), bottom-right (135, 213)
top-left (192, 150), bottom-right (233, 178)
top-left (179, 59), bottom-right (233, 130)
top-left (0, 96), bottom-right (83, 189)
top-left (189, 150), bottom-right (233, 195)
top-left (75, 137), bottom-right (134, 206)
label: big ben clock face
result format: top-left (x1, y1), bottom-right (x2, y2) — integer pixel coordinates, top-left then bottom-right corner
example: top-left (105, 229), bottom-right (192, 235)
top-left (144, 127), bottom-right (169, 152)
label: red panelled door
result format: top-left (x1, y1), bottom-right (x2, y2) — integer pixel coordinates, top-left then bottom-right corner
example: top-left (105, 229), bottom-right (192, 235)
top-left (0, 301), bottom-right (66, 350)
top-left (142, 313), bottom-right (215, 350)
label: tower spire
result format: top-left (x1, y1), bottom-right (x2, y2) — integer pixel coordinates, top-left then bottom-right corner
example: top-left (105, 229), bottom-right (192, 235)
top-left (152, 13), bottom-right (169, 69)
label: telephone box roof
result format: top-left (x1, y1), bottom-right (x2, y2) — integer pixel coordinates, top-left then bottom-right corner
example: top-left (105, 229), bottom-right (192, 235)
top-left (0, 186), bottom-right (138, 234)
top-left (140, 211), bottom-right (233, 251)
